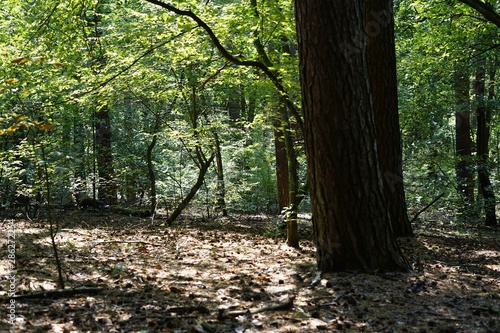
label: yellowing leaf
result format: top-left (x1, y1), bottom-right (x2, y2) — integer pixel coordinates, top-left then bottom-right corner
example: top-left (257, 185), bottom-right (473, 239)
top-left (11, 57), bottom-right (30, 64)
top-left (5, 78), bottom-right (19, 84)
top-left (6, 124), bottom-right (21, 134)
top-left (32, 56), bottom-right (46, 62)
top-left (49, 61), bottom-right (64, 68)
top-left (37, 123), bottom-right (54, 131)
top-left (15, 115), bottom-right (28, 122)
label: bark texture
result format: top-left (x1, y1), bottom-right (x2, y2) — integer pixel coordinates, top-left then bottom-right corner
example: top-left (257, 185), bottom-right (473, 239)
top-left (295, 0), bottom-right (408, 271)
top-left (365, 0), bottom-right (412, 237)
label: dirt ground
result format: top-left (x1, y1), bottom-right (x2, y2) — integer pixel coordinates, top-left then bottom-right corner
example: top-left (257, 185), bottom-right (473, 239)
top-left (0, 209), bottom-right (499, 332)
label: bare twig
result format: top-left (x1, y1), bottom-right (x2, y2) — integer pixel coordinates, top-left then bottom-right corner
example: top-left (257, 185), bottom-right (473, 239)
top-left (221, 296), bottom-right (295, 318)
top-left (10, 287), bottom-right (103, 300)
top-left (90, 240), bottom-right (161, 250)
top-left (410, 193), bottom-right (445, 223)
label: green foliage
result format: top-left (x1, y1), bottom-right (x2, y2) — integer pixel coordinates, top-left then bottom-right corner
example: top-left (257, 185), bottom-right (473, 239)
top-left (222, 115), bottom-right (278, 213)
top-left (395, 0), bottom-right (499, 213)
top-left (9, 0), bottom-right (496, 220)
top-left (1, 0), bottom-right (300, 214)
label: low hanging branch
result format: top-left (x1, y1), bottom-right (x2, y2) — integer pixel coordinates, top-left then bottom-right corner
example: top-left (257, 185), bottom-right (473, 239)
top-left (73, 30), bottom-right (188, 98)
top-left (458, 0), bottom-right (500, 28)
top-left (141, 0), bottom-right (303, 131)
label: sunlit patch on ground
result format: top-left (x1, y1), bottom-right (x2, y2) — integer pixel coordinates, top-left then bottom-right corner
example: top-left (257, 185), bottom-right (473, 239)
top-left (0, 212), bottom-right (498, 332)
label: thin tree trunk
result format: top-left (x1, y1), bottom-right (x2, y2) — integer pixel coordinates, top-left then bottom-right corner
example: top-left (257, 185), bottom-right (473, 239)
top-left (475, 66), bottom-right (497, 227)
top-left (94, 104), bottom-right (117, 204)
top-left (73, 114), bottom-right (86, 187)
top-left (274, 118), bottom-right (290, 211)
top-left (166, 153), bottom-right (215, 225)
top-left (250, 0), bottom-right (300, 247)
top-left (88, 1), bottom-right (116, 205)
top-left (146, 128), bottom-right (158, 214)
top-left (281, 108), bottom-right (300, 248)
top-left (453, 66), bottom-right (475, 216)
top-left (213, 131), bottom-right (227, 216)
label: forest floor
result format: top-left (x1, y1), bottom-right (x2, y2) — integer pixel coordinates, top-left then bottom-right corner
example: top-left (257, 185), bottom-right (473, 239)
top-left (0, 208), bottom-right (499, 333)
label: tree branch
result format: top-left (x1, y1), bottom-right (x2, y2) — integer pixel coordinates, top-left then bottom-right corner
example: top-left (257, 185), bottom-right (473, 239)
top-left (142, 0), bottom-right (303, 130)
top-left (458, 0), bottom-right (500, 28)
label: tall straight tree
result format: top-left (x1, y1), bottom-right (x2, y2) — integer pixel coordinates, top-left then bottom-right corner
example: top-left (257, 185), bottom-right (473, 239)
top-left (474, 64), bottom-right (497, 227)
top-left (365, 0), bottom-right (412, 237)
top-left (86, 0), bottom-right (117, 204)
top-left (453, 65), bottom-right (475, 214)
top-left (294, 0), bottom-right (408, 271)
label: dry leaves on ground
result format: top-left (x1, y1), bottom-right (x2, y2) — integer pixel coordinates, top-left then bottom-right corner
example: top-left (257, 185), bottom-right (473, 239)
top-left (0, 210), bottom-right (499, 332)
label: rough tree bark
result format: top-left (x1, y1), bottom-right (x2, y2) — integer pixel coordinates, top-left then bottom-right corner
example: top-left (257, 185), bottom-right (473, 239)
top-left (294, 0), bottom-right (409, 271)
top-left (365, 0), bottom-right (412, 237)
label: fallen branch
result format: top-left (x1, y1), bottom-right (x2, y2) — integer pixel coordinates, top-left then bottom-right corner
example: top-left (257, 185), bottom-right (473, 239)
top-left (9, 287), bottom-right (103, 300)
top-left (15, 269), bottom-right (52, 277)
top-left (90, 240), bottom-right (162, 249)
top-left (166, 304), bottom-right (210, 315)
top-left (220, 296), bottom-right (295, 318)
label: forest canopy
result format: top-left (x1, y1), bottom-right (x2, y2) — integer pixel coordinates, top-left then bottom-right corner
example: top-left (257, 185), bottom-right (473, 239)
top-left (1, 0), bottom-right (498, 225)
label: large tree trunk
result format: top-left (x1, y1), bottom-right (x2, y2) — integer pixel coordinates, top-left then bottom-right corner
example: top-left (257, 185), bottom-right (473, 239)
top-left (365, 0), bottom-right (412, 237)
top-left (294, 0), bottom-right (408, 272)
top-left (453, 66), bottom-right (475, 215)
top-left (475, 67), bottom-right (497, 227)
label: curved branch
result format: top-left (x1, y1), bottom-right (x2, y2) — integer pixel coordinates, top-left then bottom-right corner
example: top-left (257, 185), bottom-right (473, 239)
top-left (458, 0), bottom-right (500, 28)
top-left (142, 0), bottom-right (303, 130)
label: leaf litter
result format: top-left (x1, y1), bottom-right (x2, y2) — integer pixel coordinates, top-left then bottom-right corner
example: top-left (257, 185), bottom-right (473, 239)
top-left (0, 210), bottom-right (498, 332)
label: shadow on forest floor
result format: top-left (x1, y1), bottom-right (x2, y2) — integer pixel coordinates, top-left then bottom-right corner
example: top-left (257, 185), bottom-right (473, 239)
top-left (0, 209), bottom-right (499, 332)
